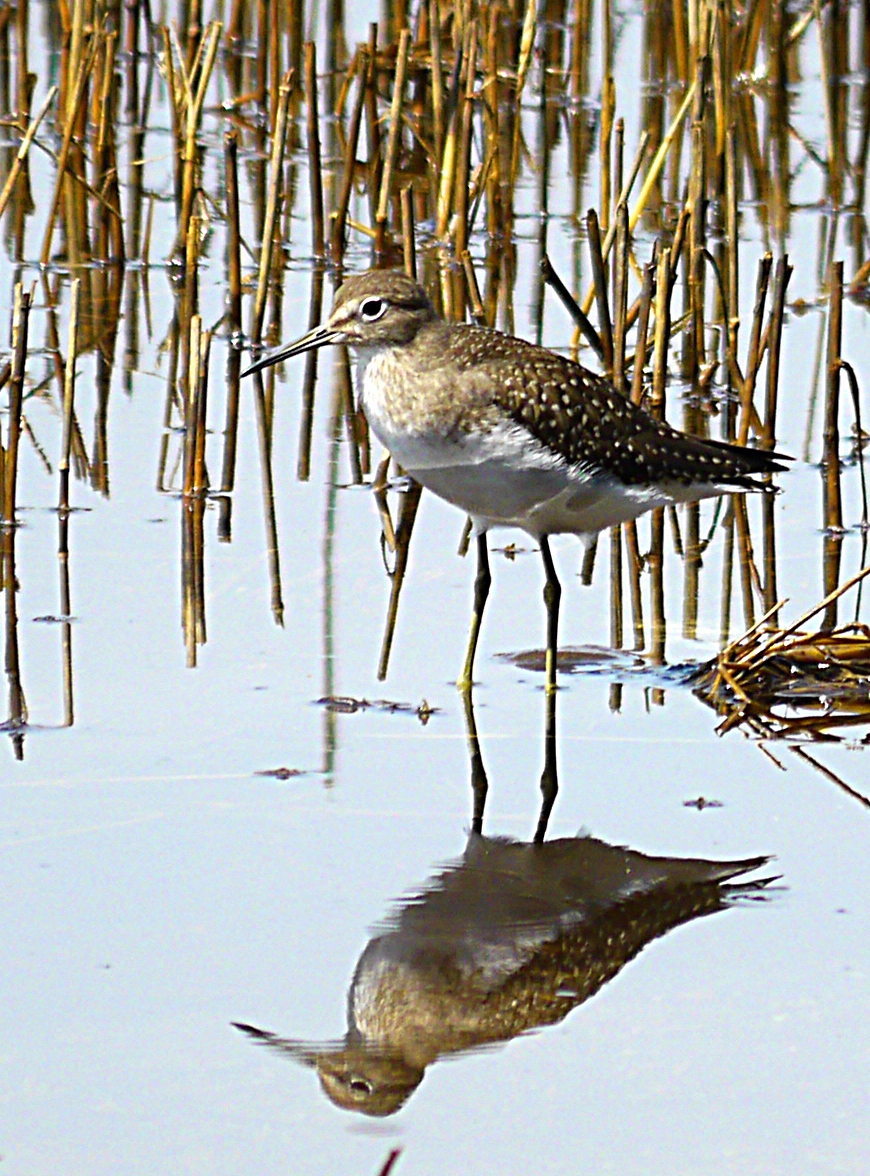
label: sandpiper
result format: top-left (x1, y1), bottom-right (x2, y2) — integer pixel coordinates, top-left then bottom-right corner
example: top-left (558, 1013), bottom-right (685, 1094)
top-left (243, 269), bottom-right (788, 691)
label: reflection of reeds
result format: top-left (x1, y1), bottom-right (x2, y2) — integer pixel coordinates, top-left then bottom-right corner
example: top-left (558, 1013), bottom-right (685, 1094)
top-left (58, 277), bottom-right (81, 512)
top-left (1, 527), bottom-right (26, 759)
top-left (3, 284), bottom-right (29, 527)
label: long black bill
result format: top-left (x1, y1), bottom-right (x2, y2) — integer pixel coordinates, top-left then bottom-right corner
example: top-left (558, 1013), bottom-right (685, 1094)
top-left (241, 325), bottom-right (343, 378)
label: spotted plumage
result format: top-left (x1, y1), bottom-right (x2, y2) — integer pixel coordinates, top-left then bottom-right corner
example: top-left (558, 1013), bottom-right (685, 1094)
top-left (437, 325), bottom-right (780, 488)
top-left (243, 268), bottom-right (790, 691)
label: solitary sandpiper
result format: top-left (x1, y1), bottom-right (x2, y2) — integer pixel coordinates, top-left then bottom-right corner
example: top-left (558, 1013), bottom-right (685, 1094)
top-left (243, 269), bottom-right (788, 691)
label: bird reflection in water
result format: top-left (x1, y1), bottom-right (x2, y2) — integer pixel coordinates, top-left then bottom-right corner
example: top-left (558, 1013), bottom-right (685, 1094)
top-left (235, 694), bottom-right (775, 1116)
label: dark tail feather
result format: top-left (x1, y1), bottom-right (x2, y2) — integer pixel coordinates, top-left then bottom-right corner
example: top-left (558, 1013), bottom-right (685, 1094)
top-left (704, 436), bottom-right (792, 477)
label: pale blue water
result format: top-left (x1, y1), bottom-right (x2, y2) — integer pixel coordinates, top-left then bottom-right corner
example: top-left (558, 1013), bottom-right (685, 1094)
top-left (2, 6), bottom-right (869, 1175)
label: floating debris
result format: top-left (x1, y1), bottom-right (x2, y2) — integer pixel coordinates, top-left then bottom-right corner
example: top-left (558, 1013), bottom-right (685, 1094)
top-left (316, 696), bottom-right (440, 723)
top-left (254, 767), bottom-right (305, 781)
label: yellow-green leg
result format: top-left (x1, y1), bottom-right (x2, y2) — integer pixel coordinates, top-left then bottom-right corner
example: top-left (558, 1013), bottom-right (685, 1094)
top-left (540, 536), bottom-right (561, 694)
top-left (457, 533), bottom-right (491, 692)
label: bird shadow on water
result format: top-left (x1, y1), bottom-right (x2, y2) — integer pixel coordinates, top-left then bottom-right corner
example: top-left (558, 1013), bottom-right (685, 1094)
top-left (233, 690), bottom-right (778, 1118)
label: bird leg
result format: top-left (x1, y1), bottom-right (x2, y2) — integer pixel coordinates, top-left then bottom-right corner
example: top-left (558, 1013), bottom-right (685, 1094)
top-left (540, 537), bottom-right (561, 693)
top-left (457, 533), bottom-right (491, 691)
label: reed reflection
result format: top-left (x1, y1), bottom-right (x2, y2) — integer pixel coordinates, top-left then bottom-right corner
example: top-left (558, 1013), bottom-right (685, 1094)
top-left (234, 692), bottom-right (774, 1116)
top-left (1, 527), bottom-right (25, 759)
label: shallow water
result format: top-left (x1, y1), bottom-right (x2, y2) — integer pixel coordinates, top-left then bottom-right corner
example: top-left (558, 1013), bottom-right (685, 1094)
top-left (2, 6), bottom-right (870, 1175)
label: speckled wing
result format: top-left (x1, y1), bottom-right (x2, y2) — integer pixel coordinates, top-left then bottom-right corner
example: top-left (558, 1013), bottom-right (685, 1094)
top-left (445, 327), bottom-right (788, 488)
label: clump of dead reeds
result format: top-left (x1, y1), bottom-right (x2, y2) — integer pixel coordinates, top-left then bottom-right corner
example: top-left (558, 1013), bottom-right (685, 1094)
top-left (693, 566), bottom-right (870, 744)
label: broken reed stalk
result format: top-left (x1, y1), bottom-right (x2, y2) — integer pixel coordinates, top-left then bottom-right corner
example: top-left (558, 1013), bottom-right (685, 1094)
top-left (375, 27), bottom-right (411, 256)
top-left (250, 70), bottom-right (293, 344)
top-left (175, 21), bottom-right (222, 255)
top-left (593, 131), bottom-right (651, 276)
top-left (304, 42), bottom-right (325, 258)
top-left (623, 519), bottom-right (646, 650)
top-left (762, 475), bottom-right (779, 621)
top-left (92, 28), bottom-right (125, 265)
top-left (651, 247), bottom-right (671, 420)
top-left (737, 253), bottom-right (772, 445)
top-left (724, 121), bottom-right (739, 432)
top-left (65, 0), bottom-right (87, 110)
top-left (434, 69), bottom-right (457, 238)
top-left (297, 269), bottom-right (325, 481)
top-left (580, 82), bottom-right (696, 319)
top-left (221, 131), bottom-right (242, 500)
top-left (362, 27), bottom-right (382, 227)
top-left (59, 278), bottom-right (81, 513)
top-left (631, 256), bottom-right (656, 405)
top-left (268, 0), bottom-right (281, 134)
top-left (452, 25), bottom-right (478, 270)
top-left (225, 131), bottom-right (242, 336)
top-left (763, 255), bottom-right (792, 450)
top-left (124, 0), bottom-right (140, 118)
top-left (612, 202), bottom-right (629, 392)
top-left (823, 260), bottom-right (843, 532)
top-left (586, 209), bottom-right (614, 373)
top-left (462, 252), bottom-right (486, 324)
top-left (600, 73), bottom-right (615, 231)
top-left (540, 255), bottom-right (605, 362)
top-left (481, 7), bottom-right (502, 240)
top-left (685, 54), bottom-right (709, 388)
top-left (41, 33), bottom-right (99, 266)
top-left (504, 0), bottom-right (537, 223)
top-left (813, 0), bottom-right (841, 207)
top-left (181, 211), bottom-right (200, 417)
top-left (625, 247), bottom-right (653, 644)
top-left (0, 84), bottom-right (56, 223)
top-left (610, 518), bottom-right (624, 654)
top-left (401, 186), bottom-right (416, 277)
top-left (646, 248), bottom-right (672, 664)
top-left (429, 0), bottom-right (445, 168)
top-left (331, 51), bottom-right (366, 261)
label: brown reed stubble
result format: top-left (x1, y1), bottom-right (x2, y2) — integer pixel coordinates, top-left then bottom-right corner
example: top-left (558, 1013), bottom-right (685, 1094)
top-left (5, 2), bottom-right (867, 684)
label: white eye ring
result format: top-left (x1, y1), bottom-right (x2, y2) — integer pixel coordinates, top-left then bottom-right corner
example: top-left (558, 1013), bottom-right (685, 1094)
top-left (359, 297), bottom-right (388, 323)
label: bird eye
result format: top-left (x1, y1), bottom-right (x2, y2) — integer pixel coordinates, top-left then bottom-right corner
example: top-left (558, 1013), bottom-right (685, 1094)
top-left (359, 297), bottom-right (387, 322)
top-left (348, 1076), bottom-right (373, 1096)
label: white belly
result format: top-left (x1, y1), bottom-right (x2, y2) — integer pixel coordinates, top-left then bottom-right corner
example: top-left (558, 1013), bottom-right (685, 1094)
top-left (356, 349), bottom-right (730, 541)
top-left (413, 461), bottom-right (726, 540)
